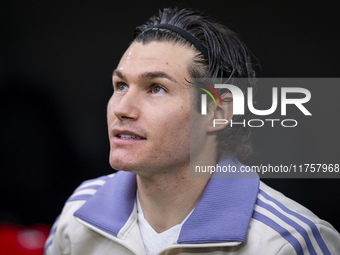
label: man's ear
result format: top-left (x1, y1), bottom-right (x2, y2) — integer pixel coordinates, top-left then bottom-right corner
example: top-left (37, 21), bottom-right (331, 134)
top-left (206, 92), bottom-right (233, 132)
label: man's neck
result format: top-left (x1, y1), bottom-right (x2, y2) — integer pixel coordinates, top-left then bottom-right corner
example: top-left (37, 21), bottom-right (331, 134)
top-left (136, 133), bottom-right (218, 233)
top-left (136, 168), bottom-right (209, 233)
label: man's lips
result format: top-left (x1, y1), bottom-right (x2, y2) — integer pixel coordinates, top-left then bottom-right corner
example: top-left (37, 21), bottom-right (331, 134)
top-left (118, 134), bottom-right (145, 140)
top-left (112, 129), bottom-right (146, 141)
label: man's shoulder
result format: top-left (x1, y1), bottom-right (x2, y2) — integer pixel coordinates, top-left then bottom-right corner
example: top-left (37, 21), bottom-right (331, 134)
top-left (66, 173), bottom-right (115, 203)
top-left (44, 173), bottom-right (117, 252)
top-left (55, 173), bottom-right (117, 222)
top-left (256, 181), bottom-right (321, 221)
top-left (248, 181), bottom-right (340, 255)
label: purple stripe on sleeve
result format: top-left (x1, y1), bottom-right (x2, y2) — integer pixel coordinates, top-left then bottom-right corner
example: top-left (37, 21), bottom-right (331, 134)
top-left (256, 198), bottom-right (317, 255)
top-left (259, 189), bottom-right (331, 255)
top-left (67, 194), bottom-right (93, 202)
top-left (253, 211), bottom-right (303, 254)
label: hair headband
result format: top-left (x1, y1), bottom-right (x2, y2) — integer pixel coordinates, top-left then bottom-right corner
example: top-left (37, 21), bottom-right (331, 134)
top-left (151, 24), bottom-right (209, 60)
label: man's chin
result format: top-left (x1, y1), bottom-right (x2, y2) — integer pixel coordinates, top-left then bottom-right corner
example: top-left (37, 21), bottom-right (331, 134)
top-left (109, 156), bottom-right (137, 172)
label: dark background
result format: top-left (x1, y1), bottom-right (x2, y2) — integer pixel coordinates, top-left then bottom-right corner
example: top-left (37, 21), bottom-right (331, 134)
top-left (1, 0), bottom-right (339, 231)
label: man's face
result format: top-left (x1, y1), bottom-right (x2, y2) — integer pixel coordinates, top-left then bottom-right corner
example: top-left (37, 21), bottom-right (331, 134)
top-left (107, 41), bottom-right (203, 176)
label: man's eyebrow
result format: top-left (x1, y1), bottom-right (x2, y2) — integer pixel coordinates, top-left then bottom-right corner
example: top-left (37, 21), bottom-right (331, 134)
top-left (112, 69), bottom-right (178, 83)
top-left (139, 71), bottom-right (178, 83)
top-left (112, 69), bottom-right (125, 80)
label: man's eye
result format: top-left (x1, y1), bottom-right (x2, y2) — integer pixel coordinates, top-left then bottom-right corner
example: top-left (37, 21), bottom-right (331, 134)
top-left (116, 83), bottom-right (128, 92)
top-left (151, 85), bottom-right (167, 94)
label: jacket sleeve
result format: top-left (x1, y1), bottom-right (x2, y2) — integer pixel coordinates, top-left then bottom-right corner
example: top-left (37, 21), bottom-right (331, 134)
top-left (44, 215), bottom-right (63, 255)
top-left (44, 200), bottom-right (84, 255)
top-left (316, 222), bottom-right (340, 255)
top-left (277, 243), bottom-right (298, 255)
top-left (277, 221), bottom-right (340, 255)
top-left (44, 175), bottom-right (113, 255)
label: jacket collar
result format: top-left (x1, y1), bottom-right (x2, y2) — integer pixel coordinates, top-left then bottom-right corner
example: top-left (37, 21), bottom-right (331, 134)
top-left (74, 157), bottom-right (259, 244)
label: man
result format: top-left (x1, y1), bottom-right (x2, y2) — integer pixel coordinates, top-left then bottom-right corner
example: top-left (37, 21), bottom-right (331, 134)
top-left (44, 7), bottom-right (340, 255)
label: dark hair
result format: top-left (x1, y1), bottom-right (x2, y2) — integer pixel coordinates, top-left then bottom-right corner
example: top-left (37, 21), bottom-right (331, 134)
top-left (133, 7), bottom-right (256, 160)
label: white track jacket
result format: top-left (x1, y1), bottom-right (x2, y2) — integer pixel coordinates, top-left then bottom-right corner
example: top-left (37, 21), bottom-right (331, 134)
top-left (44, 157), bottom-right (340, 255)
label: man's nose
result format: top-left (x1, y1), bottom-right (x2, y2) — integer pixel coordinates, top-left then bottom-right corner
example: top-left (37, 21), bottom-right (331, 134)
top-left (113, 89), bottom-right (139, 121)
